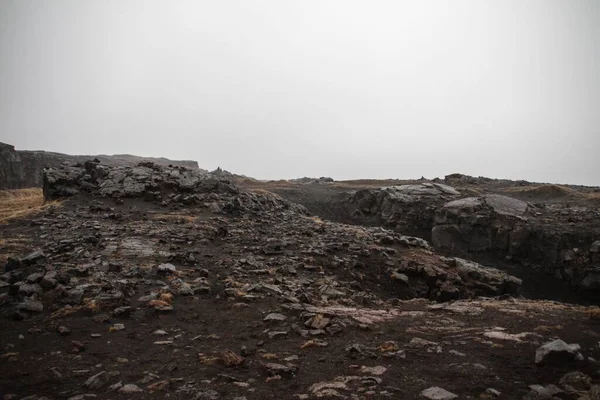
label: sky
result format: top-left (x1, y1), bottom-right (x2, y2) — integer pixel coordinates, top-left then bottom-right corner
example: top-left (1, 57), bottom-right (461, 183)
top-left (0, 1), bottom-right (599, 185)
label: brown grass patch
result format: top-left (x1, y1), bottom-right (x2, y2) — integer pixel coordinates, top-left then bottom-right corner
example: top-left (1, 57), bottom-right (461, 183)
top-left (502, 184), bottom-right (573, 200)
top-left (150, 212), bottom-right (196, 223)
top-left (0, 236), bottom-right (33, 264)
top-left (581, 192), bottom-right (600, 201)
top-left (0, 188), bottom-right (60, 223)
top-left (588, 307), bottom-right (600, 320)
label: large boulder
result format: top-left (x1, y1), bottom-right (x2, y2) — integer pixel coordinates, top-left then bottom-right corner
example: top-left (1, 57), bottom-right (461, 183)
top-left (535, 339), bottom-right (582, 365)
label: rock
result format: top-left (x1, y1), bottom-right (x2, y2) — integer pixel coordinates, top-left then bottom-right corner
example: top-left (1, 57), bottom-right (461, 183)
top-left (112, 323), bottom-right (125, 331)
top-left (84, 371), bottom-right (107, 389)
top-left (18, 283), bottom-right (42, 296)
top-left (157, 263), bottom-right (177, 274)
top-left (26, 272), bottom-right (44, 283)
top-left (527, 384), bottom-right (563, 398)
top-left (58, 326), bottom-right (71, 335)
top-left (112, 306), bottom-right (132, 317)
top-left (421, 386), bottom-right (458, 400)
top-left (559, 371), bottom-right (592, 391)
top-left (195, 390), bottom-right (220, 400)
top-left (220, 350), bottom-right (245, 366)
top-left (485, 388), bottom-right (501, 397)
top-left (351, 183), bottom-right (460, 238)
top-left (262, 362), bottom-right (298, 376)
top-left (5, 256), bottom-right (21, 272)
top-left (40, 274), bottom-right (58, 289)
top-left (359, 365), bottom-right (387, 375)
top-left (590, 241), bottom-right (600, 253)
top-left (390, 271), bottom-right (410, 285)
top-left (21, 250), bottom-right (47, 266)
top-left (408, 337), bottom-right (442, 353)
top-left (535, 339), bottom-right (582, 365)
top-left (581, 272), bottom-right (600, 290)
top-left (66, 289), bottom-right (84, 305)
top-left (264, 313), bottom-right (287, 322)
top-left (108, 382), bottom-right (123, 391)
top-left (268, 331), bottom-right (288, 339)
top-left (0, 141), bottom-right (200, 190)
top-left (16, 298), bottom-right (44, 312)
top-left (118, 384), bottom-right (143, 393)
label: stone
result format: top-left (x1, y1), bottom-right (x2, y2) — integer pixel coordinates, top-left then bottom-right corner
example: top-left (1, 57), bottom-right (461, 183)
top-left (264, 313), bottom-right (287, 322)
top-left (119, 384), bottom-right (143, 393)
top-left (19, 283), bottom-right (42, 296)
top-left (195, 390), bottom-right (220, 400)
top-left (108, 382), bottom-right (123, 391)
top-left (157, 263), bottom-right (177, 274)
top-left (535, 339), bottom-right (581, 365)
top-left (66, 289), bottom-right (84, 305)
top-left (408, 337), bottom-right (442, 353)
top-left (359, 365), bottom-right (387, 375)
top-left (527, 384), bottom-right (563, 397)
top-left (112, 306), bottom-right (132, 317)
top-left (262, 362), bottom-right (298, 376)
top-left (84, 371), bottom-right (108, 389)
top-left (21, 250), bottom-right (47, 266)
top-left (559, 371), bottom-right (592, 391)
top-left (58, 326), bottom-right (71, 335)
top-left (390, 271), bottom-right (410, 285)
top-left (16, 298), bottom-right (44, 312)
top-left (220, 350), bottom-right (244, 366)
top-left (421, 386), bottom-right (458, 400)
top-left (5, 256), bottom-right (21, 272)
top-left (26, 272), bottom-right (44, 283)
top-left (40, 275), bottom-right (58, 289)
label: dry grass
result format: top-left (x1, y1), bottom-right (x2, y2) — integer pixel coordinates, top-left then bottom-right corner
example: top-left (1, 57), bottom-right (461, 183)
top-left (151, 212), bottom-right (197, 223)
top-left (0, 188), bottom-right (59, 223)
top-left (502, 184), bottom-right (573, 200)
top-left (588, 307), bottom-right (600, 320)
top-left (308, 216), bottom-right (324, 224)
top-left (581, 192), bottom-right (600, 201)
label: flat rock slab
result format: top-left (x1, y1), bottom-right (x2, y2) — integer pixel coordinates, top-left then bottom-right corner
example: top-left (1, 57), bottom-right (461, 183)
top-left (421, 386), bottom-right (458, 400)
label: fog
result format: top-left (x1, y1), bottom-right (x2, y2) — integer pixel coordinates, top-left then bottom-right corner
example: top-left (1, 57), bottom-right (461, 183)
top-left (1, 1), bottom-right (599, 185)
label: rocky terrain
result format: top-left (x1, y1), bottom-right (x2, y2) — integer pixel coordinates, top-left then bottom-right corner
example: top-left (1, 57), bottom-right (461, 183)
top-left (0, 142), bottom-right (202, 190)
top-left (244, 176), bottom-right (600, 300)
top-left (0, 162), bottom-right (599, 399)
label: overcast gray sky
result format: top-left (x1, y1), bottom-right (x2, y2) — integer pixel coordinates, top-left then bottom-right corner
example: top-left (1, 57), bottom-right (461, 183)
top-left (1, 1), bottom-right (599, 185)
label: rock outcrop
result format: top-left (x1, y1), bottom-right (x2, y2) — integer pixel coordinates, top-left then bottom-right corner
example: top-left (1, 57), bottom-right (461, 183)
top-left (347, 184), bottom-right (600, 294)
top-left (350, 183), bottom-right (461, 238)
top-left (43, 160), bottom-right (308, 216)
top-left (431, 194), bottom-right (529, 252)
top-left (289, 177), bottom-right (335, 184)
top-left (0, 142), bottom-right (202, 189)
top-left (431, 194), bottom-right (600, 293)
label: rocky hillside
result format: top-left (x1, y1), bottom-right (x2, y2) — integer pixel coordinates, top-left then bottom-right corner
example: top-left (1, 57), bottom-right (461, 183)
top-left (9, 162), bottom-right (600, 399)
top-left (241, 177), bottom-right (600, 298)
top-left (0, 142), bottom-right (202, 190)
